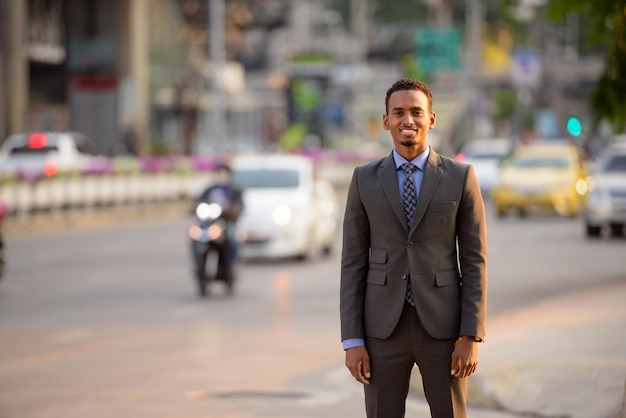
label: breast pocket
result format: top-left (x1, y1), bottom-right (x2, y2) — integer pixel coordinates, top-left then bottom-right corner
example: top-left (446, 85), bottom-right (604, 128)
top-left (428, 201), bottom-right (457, 212)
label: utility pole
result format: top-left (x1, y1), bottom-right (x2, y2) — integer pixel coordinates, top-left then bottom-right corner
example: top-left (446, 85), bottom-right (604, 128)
top-left (0, 0), bottom-right (27, 141)
top-left (465, 0), bottom-right (482, 89)
top-left (209, 0), bottom-right (225, 154)
top-left (350, 0), bottom-right (367, 42)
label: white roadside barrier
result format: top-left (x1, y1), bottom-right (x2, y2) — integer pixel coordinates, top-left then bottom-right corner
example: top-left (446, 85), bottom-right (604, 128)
top-left (0, 162), bottom-right (355, 219)
top-left (0, 172), bottom-right (214, 217)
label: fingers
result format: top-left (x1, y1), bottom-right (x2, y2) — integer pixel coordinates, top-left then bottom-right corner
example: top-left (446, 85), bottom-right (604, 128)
top-left (349, 359), bottom-right (370, 384)
top-left (451, 338), bottom-right (478, 378)
top-left (451, 359), bottom-right (477, 378)
top-left (345, 347), bottom-right (371, 385)
top-left (359, 359), bottom-right (371, 384)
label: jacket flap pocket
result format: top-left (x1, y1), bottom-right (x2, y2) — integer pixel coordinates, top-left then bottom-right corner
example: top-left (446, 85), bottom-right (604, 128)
top-left (435, 270), bottom-right (460, 287)
top-left (367, 269), bottom-right (387, 285)
top-left (369, 247), bottom-right (388, 264)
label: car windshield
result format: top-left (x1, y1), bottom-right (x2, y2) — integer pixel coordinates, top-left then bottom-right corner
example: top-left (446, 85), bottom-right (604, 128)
top-left (603, 155), bottom-right (626, 172)
top-left (511, 157), bottom-right (570, 169)
top-left (233, 169), bottom-right (300, 189)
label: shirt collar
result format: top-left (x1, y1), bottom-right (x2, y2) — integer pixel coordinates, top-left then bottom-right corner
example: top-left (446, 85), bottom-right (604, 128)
top-left (393, 146), bottom-right (430, 172)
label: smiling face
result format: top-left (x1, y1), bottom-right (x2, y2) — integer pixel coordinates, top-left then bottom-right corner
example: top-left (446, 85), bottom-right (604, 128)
top-left (383, 89), bottom-right (436, 160)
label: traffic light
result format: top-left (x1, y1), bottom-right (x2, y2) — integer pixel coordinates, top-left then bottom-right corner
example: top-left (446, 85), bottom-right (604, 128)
top-left (567, 116), bottom-right (582, 137)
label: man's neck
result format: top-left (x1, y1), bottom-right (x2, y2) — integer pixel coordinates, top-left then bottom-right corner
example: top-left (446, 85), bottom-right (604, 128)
top-left (395, 145), bottom-right (428, 162)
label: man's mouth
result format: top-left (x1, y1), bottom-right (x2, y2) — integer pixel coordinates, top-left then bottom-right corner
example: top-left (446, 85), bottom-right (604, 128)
top-left (400, 128), bottom-right (416, 135)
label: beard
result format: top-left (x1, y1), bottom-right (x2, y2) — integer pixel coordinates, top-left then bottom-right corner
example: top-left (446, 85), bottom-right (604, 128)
top-left (399, 138), bottom-right (418, 147)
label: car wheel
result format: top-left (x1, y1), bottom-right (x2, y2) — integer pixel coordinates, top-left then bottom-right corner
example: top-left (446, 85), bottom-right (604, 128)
top-left (517, 207), bottom-right (528, 218)
top-left (296, 230), bottom-right (316, 262)
top-left (609, 223), bottom-right (624, 238)
top-left (495, 206), bottom-right (507, 218)
top-left (586, 224), bottom-right (602, 238)
top-left (295, 249), bottom-right (311, 262)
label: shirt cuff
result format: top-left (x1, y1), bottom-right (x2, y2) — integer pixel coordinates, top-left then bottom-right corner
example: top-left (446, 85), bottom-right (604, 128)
top-left (342, 338), bottom-right (365, 350)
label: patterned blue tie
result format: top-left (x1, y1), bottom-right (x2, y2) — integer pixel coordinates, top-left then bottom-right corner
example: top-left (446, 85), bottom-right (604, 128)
top-left (401, 163), bottom-right (417, 306)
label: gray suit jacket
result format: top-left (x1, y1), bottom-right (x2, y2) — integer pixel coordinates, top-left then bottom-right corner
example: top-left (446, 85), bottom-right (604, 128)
top-left (340, 149), bottom-right (487, 341)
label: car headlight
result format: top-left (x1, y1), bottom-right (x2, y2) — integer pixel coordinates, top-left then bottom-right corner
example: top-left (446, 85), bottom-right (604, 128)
top-left (196, 202), bottom-right (223, 221)
top-left (272, 205), bottom-right (293, 226)
top-left (575, 179), bottom-right (588, 196)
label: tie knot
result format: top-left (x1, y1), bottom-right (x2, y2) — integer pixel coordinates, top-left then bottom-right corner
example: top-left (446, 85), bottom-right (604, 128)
top-left (401, 163), bottom-right (417, 175)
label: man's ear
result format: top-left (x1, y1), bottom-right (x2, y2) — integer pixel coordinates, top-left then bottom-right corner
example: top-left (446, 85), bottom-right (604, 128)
top-left (382, 114), bottom-right (389, 130)
top-left (429, 111), bottom-right (436, 130)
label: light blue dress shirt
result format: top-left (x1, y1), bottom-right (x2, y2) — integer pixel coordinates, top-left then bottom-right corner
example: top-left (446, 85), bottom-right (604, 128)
top-left (343, 147), bottom-right (430, 350)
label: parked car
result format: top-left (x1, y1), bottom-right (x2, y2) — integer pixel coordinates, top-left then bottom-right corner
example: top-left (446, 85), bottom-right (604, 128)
top-left (454, 138), bottom-right (512, 196)
top-left (231, 154), bottom-right (339, 261)
top-left (584, 141), bottom-right (626, 237)
top-left (492, 141), bottom-right (589, 217)
top-left (0, 131), bottom-right (107, 177)
top-left (0, 199), bottom-right (6, 281)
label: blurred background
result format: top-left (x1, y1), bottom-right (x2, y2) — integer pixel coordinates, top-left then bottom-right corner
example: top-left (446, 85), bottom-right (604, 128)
top-left (1, 1), bottom-right (625, 418)
top-left (0, 0), bottom-right (622, 159)
top-left (1, 0), bottom-right (625, 218)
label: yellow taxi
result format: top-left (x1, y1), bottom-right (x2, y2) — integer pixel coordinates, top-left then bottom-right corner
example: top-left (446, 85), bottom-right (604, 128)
top-left (492, 141), bottom-right (589, 217)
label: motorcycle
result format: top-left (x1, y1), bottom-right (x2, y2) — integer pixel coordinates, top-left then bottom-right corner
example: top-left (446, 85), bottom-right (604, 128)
top-left (188, 199), bottom-right (236, 297)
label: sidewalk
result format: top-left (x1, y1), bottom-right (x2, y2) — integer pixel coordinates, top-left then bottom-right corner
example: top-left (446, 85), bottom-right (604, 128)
top-left (411, 279), bottom-right (626, 418)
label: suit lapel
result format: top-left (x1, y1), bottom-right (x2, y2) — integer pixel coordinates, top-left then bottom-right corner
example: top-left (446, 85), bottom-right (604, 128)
top-left (410, 149), bottom-right (443, 234)
top-left (378, 152), bottom-right (408, 231)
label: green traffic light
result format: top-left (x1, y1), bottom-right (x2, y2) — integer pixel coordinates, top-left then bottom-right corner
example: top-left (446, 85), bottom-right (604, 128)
top-left (567, 117), bottom-right (582, 137)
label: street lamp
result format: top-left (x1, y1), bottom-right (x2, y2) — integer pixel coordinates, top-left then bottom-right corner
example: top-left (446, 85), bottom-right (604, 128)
top-left (209, 0), bottom-right (225, 153)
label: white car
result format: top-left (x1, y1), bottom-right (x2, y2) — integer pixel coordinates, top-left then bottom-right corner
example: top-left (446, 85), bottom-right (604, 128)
top-left (0, 131), bottom-right (107, 177)
top-left (454, 138), bottom-right (513, 196)
top-left (232, 154), bottom-right (339, 261)
top-left (584, 141), bottom-right (626, 238)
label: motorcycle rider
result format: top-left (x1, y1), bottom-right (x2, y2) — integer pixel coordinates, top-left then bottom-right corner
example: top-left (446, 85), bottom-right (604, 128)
top-left (195, 162), bottom-right (244, 271)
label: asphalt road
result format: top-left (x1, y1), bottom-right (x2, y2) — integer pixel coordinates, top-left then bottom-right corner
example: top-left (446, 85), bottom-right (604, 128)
top-left (0, 201), bottom-right (625, 418)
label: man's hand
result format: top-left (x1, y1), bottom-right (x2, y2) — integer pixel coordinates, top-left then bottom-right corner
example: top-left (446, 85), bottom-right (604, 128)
top-left (451, 336), bottom-right (478, 378)
top-left (345, 346), bottom-right (371, 384)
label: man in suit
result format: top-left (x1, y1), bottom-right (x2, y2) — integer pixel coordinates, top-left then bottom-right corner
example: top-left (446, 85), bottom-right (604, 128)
top-left (340, 78), bottom-right (488, 418)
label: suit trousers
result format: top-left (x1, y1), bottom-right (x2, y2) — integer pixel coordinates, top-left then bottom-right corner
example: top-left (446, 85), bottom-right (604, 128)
top-left (364, 302), bottom-right (467, 418)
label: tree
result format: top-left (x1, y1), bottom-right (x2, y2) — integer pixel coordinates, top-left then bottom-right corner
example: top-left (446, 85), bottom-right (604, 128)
top-left (547, 0), bottom-right (626, 133)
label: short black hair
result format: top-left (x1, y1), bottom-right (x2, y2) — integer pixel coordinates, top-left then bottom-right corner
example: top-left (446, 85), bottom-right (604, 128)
top-left (214, 162), bottom-right (232, 173)
top-left (384, 78), bottom-right (433, 114)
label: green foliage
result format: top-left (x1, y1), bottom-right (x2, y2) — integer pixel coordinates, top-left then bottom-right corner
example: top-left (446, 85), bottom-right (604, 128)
top-left (547, 0), bottom-right (626, 132)
top-left (493, 88), bottom-right (518, 122)
top-left (278, 122), bottom-right (309, 151)
top-left (400, 55), bottom-right (429, 82)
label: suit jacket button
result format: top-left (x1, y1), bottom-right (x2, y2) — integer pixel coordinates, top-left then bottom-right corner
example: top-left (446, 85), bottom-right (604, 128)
top-left (402, 274), bottom-right (407, 280)
top-left (407, 242), bottom-right (413, 248)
